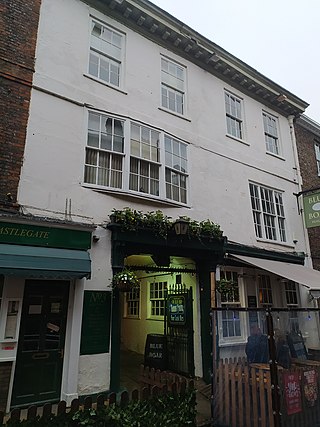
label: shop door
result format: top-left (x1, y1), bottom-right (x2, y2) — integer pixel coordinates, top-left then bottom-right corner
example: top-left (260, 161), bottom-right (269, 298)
top-left (11, 280), bottom-right (69, 407)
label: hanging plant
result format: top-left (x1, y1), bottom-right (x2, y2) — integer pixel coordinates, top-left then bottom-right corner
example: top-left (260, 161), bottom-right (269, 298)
top-left (111, 268), bottom-right (140, 292)
top-left (216, 278), bottom-right (238, 301)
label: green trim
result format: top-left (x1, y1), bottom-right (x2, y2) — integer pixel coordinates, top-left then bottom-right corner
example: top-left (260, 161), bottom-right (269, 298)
top-left (0, 244), bottom-right (91, 279)
top-left (109, 225), bottom-right (226, 389)
top-left (226, 242), bottom-right (305, 265)
top-left (0, 221), bottom-right (91, 250)
top-left (108, 224), bottom-right (227, 259)
top-left (198, 261), bottom-right (213, 384)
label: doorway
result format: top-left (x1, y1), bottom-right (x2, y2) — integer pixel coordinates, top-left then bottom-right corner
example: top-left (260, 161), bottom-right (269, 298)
top-left (11, 280), bottom-right (69, 407)
top-left (119, 256), bottom-right (196, 390)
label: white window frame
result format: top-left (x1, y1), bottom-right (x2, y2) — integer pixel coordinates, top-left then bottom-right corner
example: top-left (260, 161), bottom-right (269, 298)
top-left (218, 269), bottom-right (247, 345)
top-left (124, 286), bottom-right (140, 318)
top-left (164, 135), bottom-right (188, 204)
top-left (89, 19), bottom-right (124, 88)
top-left (83, 111), bottom-right (189, 205)
top-left (161, 57), bottom-right (186, 116)
top-left (84, 111), bottom-right (125, 189)
top-left (149, 281), bottom-right (167, 319)
top-left (263, 112), bottom-right (280, 155)
top-left (249, 182), bottom-right (287, 243)
top-left (284, 280), bottom-right (300, 333)
top-left (129, 123), bottom-right (161, 196)
top-left (314, 142), bottom-right (320, 176)
top-left (224, 91), bottom-right (243, 140)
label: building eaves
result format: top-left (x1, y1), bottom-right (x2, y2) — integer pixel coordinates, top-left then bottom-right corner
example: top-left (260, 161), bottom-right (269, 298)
top-left (296, 114), bottom-right (320, 138)
top-left (87, 0), bottom-right (309, 117)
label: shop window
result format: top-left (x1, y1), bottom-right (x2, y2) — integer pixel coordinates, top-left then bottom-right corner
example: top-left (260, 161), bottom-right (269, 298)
top-left (258, 275), bottom-right (273, 333)
top-left (285, 281), bottom-right (299, 332)
top-left (258, 275), bottom-right (273, 306)
top-left (4, 300), bottom-right (20, 340)
top-left (220, 271), bottom-right (241, 338)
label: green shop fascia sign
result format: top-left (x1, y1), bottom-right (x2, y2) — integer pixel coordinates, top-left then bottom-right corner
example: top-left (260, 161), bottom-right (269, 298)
top-left (303, 192), bottom-right (320, 228)
top-left (0, 222), bottom-right (91, 250)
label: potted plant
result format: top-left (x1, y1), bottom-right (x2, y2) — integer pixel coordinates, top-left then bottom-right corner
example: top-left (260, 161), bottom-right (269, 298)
top-left (111, 268), bottom-right (140, 292)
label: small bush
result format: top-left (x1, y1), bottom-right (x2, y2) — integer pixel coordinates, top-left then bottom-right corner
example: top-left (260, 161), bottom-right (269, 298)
top-left (2, 389), bottom-right (196, 427)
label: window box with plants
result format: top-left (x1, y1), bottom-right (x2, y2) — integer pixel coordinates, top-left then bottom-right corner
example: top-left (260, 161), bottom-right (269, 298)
top-left (107, 207), bottom-right (224, 243)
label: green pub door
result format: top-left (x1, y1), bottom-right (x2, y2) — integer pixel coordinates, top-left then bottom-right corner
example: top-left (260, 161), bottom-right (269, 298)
top-left (11, 281), bottom-right (69, 407)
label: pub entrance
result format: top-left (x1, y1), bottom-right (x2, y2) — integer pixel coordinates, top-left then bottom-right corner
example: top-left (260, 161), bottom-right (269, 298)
top-left (119, 256), bottom-right (196, 389)
top-left (11, 280), bottom-right (69, 407)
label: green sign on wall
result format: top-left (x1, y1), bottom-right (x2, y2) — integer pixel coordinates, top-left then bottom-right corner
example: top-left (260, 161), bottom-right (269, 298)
top-left (303, 192), bottom-right (320, 228)
top-left (0, 222), bottom-right (91, 250)
top-left (80, 291), bottom-right (112, 355)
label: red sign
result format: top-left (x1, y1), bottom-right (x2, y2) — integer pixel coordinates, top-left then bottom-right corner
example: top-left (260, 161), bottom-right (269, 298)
top-left (303, 369), bottom-right (318, 407)
top-left (284, 372), bottom-right (302, 415)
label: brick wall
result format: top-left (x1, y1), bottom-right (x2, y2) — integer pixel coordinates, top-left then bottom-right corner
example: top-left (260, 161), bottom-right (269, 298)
top-left (0, 0), bottom-right (41, 210)
top-left (295, 122), bottom-right (320, 270)
top-left (0, 362), bottom-right (12, 412)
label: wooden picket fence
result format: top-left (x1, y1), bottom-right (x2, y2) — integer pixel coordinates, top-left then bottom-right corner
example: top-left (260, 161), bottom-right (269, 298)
top-left (212, 357), bottom-right (320, 427)
top-left (0, 371), bottom-right (194, 425)
top-left (139, 363), bottom-right (193, 390)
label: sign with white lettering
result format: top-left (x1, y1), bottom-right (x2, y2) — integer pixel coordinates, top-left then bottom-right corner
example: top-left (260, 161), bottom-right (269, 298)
top-left (168, 295), bottom-right (186, 326)
top-left (0, 222), bottom-right (91, 249)
top-left (303, 192), bottom-right (320, 228)
top-left (144, 334), bottom-right (167, 369)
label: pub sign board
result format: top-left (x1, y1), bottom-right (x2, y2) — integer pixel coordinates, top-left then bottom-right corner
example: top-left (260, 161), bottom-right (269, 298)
top-left (168, 295), bottom-right (186, 326)
top-left (303, 192), bottom-right (320, 228)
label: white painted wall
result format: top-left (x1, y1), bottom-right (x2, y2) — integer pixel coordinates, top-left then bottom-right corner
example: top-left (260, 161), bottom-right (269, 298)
top-left (21, 0), bottom-right (306, 253)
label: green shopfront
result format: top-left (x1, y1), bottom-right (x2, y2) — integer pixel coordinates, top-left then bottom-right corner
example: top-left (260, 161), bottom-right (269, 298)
top-left (0, 220), bottom-right (92, 411)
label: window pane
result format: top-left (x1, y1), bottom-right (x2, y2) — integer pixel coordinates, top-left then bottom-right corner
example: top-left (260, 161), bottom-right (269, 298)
top-left (90, 20), bottom-right (122, 87)
top-left (249, 183), bottom-right (286, 242)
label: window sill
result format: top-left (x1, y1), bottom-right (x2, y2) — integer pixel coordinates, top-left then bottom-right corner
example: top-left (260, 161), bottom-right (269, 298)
top-left (266, 151), bottom-right (285, 161)
top-left (219, 339), bottom-right (247, 347)
top-left (83, 73), bottom-right (128, 95)
top-left (82, 183), bottom-right (191, 208)
top-left (226, 134), bottom-right (250, 146)
top-left (255, 237), bottom-right (295, 249)
top-left (158, 107), bottom-right (191, 122)
top-left (146, 317), bottom-right (164, 321)
top-left (123, 316), bottom-right (141, 320)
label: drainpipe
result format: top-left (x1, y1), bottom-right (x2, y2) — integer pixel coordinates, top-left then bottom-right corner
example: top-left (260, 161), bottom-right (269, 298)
top-left (288, 115), bottom-right (312, 268)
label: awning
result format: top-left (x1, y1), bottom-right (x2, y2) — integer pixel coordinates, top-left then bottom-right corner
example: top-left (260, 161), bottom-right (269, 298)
top-left (0, 244), bottom-right (91, 279)
top-left (230, 254), bottom-right (320, 290)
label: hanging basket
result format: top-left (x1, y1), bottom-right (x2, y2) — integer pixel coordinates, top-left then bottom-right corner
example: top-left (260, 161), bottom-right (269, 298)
top-left (111, 269), bottom-right (140, 292)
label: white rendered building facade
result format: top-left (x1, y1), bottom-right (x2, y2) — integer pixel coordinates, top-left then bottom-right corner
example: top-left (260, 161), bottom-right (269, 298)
top-left (2, 0), bottom-right (320, 410)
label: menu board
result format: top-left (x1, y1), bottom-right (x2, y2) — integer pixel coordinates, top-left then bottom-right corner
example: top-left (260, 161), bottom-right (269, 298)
top-left (80, 291), bottom-right (111, 355)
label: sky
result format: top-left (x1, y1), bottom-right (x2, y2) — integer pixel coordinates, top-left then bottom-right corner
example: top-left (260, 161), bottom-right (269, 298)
top-left (151, 0), bottom-right (320, 123)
